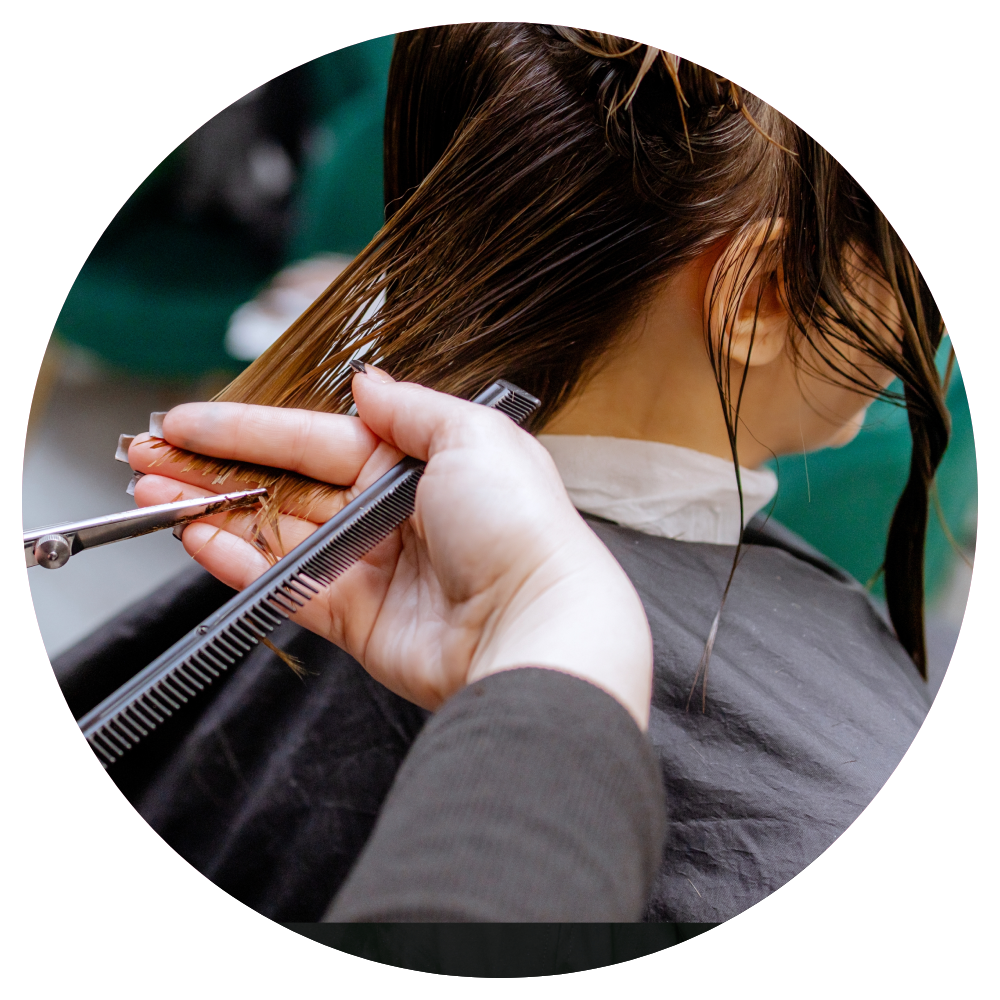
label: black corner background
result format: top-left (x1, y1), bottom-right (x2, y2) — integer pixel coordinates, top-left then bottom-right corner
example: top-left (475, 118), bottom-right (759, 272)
top-left (21, 21), bottom-right (976, 986)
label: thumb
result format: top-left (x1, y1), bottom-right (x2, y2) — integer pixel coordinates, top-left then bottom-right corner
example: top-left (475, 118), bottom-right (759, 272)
top-left (350, 366), bottom-right (487, 461)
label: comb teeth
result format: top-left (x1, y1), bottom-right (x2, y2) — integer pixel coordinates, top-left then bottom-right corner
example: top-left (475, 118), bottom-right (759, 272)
top-left (490, 382), bottom-right (541, 425)
top-left (82, 466), bottom-right (423, 766)
top-left (78, 381), bottom-right (541, 766)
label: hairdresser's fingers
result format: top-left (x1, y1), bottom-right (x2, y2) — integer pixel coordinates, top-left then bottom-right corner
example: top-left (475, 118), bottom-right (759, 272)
top-left (128, 436), bottom-right (268, 491)
top-left (175, 515), bottom-right (367, 634)
top-left (350, 371), bottom-right (518, 462)
top-left (133, 474), bottom-right (323, 553)
top-left (178, 520), bottom-right (285, 594)
top-left (178, 509), bottom-right (405, 648)
top-left (134, 473), bottom-right (406, 645)
top-left (136, 475), bottom-right (406, 621)
top-left (351, 370), bottom-right (572, 568)
top-left (180, 504), bottom-right (321, 558)
top-left (131, 428), bottom-right (406, 518)
top-left (129, 445), bottom-right (351, 523)
top-left (130, 473), bottom-right (200, 508)
top-left (154, 403), bottom-right (382, 486)
top-left (132, 455), bottom-right (416, 637)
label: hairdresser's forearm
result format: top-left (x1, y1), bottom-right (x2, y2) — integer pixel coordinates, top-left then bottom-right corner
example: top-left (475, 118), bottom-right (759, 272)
top-left (324, 667), bottom-right (666, 922)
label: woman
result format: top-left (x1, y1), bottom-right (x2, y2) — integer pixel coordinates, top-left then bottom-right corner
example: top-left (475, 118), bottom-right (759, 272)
top-left (61, 24), bottom-right (946, 926)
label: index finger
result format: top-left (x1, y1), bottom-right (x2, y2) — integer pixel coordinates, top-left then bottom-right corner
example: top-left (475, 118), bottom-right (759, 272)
top-left (136, 402), bottom-right (381, 486)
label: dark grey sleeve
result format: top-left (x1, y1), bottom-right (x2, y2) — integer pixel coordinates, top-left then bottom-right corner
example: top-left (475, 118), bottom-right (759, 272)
top-left (324, 667), bottom-right (666, 923)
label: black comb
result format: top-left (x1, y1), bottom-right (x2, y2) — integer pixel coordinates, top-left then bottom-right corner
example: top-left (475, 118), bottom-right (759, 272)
top-left (77, 380), bottom-right (540, 766)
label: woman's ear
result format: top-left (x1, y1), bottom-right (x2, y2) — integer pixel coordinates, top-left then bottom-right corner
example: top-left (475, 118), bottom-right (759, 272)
top-left (706, 220), bottom-right (791, 368)
top-left (728, 263), bottom-right (790, 366)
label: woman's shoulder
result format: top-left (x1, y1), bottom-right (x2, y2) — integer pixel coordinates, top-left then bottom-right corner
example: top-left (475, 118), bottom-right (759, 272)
top-left (581, 511), bottom-right (931, 923)
top-left (583, 511), bottom-right (907, 656)
top-left (581, 510), bottom-right (928, 718)
top-left (582, 508), bottom-right (861, 589)
top-left (741, 511), bottom-right (858, 584)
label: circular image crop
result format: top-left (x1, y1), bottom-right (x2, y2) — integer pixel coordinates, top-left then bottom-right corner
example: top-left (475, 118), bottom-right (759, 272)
top-left (24, 23), bottom-right (976, 977)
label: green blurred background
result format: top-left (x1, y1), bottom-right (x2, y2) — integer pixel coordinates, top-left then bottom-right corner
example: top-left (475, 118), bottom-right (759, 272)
top-left (768, 352), bottom-right (975, 604)
top-left (54, 34), bottom-right (395, 377)
top-left (30, 32), bottom-right (977, 660)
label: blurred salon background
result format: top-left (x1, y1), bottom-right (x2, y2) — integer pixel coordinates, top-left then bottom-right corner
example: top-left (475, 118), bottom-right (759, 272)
top-left (23, 33), bottom-right (976, 697)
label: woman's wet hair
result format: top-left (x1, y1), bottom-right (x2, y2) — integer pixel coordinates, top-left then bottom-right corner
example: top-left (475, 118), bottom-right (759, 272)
top-left (191, 23), bottom-right (948, 678)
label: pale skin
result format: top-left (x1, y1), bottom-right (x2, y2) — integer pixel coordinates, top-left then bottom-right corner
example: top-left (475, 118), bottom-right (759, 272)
top-left (128, 228), bottom-right (898, 726)
top-left (544, 228), bottom-right (900, 463)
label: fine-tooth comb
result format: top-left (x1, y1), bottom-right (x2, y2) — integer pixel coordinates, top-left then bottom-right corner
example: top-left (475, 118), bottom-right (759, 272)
top-left (77, 380), bottom-right (541, 766)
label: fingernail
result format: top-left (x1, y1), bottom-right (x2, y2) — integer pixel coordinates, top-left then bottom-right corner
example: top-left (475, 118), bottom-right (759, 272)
top-left (149, 411), bottom-right (167, 437)
top-left (363, 364), bottom-right (393, 384)
top-left (126, 471), bottom-right (145, 496)
top-left (115, 434), bottom-right (136, 464)
top-left (172, 524), bottom-right (186, 541)
top-left (348, 359), bottom-right (367, 374)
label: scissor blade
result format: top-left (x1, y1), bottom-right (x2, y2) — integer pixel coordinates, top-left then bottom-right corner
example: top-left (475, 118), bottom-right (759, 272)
top-left (24, 488), bottom-right (268, 567)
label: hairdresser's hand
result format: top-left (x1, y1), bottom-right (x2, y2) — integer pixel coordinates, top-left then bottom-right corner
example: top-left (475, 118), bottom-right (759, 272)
top-left (128, 371), bottom-right (652, 727)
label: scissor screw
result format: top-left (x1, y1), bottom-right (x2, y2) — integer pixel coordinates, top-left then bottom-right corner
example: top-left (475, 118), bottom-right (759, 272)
top-left (34, 534), bottom-right (71, 570)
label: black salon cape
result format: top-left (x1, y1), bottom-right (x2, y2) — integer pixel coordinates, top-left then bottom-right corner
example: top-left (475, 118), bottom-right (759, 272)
top-left (56, 514), bottom-right (930, 926)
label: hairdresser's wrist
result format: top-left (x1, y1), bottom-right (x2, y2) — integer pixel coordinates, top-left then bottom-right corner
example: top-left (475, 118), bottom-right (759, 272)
top-left (463, 531), bottom-right (654, 731)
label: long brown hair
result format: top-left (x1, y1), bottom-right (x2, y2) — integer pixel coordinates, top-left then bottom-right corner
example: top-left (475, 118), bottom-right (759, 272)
top-left (180, 24), bottom-right (949, 678)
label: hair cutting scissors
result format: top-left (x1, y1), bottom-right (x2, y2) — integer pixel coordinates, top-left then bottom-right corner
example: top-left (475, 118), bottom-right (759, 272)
top-left (24, 487), bottom-right (268, 569)
top-left (25, 415), bottom-right (268, 569)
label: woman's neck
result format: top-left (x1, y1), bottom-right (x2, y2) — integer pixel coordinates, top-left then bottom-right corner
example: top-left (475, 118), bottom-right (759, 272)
top-left (540, 260), bottom-right (753, 464)
top-left (539, 249), bottom-right (880, 467)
